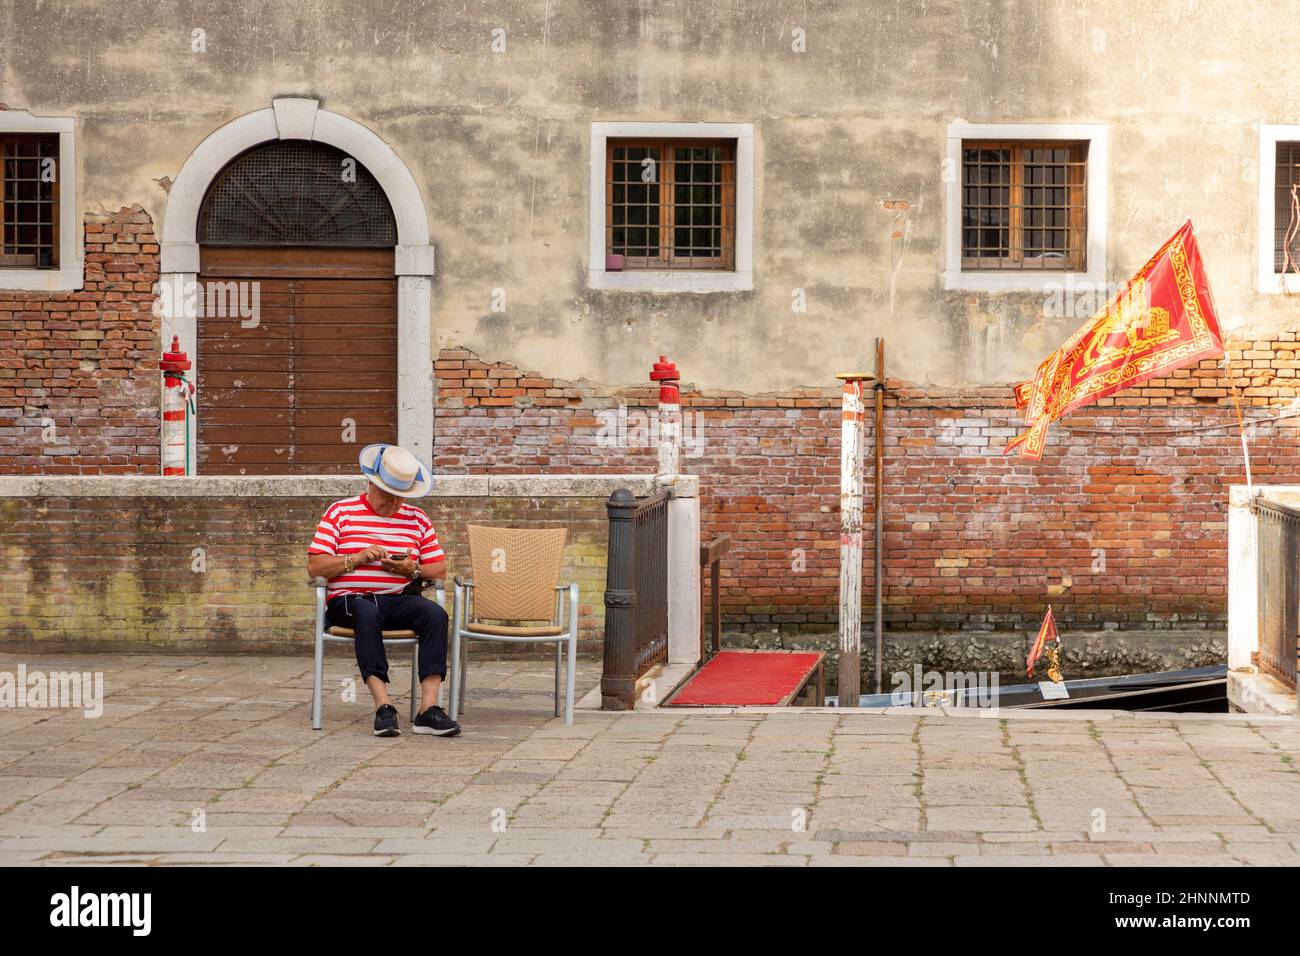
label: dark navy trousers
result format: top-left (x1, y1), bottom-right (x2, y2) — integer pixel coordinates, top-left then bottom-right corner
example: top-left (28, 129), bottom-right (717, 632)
top-left (326, 593), bottom-right (448, 685)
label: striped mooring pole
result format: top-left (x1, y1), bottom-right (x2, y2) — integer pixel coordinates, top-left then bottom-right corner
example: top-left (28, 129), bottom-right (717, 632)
top-left (651, 355), bottom-right (681, 478)
top-left (836, 371), bottom-right (874, 707)
top-left (159, 335), bottom-right (192, 477)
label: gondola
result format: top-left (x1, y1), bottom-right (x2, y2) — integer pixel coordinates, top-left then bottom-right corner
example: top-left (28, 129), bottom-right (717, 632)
top-left (851, 665), bottom-right (1229, 713)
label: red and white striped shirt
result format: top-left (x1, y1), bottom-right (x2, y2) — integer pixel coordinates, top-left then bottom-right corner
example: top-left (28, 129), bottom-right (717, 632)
top-left (308, 494), bottom-right (445, 597)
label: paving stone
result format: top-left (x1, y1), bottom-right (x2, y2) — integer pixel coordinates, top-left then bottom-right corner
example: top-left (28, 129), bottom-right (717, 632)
top-left (3, 831), bottom-right (224, 853)
top-left (956, 854), bottom-right (1106, 866)
top-left (809, 856), bottom-right (951, 867)
top-left (4, 651), bottom-right (1298, 867)
top-left (648, 852), bottom-right (808, 866)
top-left (908, 841), bottom-right (979, 857)
top-left (1101, 854), bottom-right (1245, 866)
top-left (154, 852), bottom-right (301, 864)
top-left (391, 853), bottom-right (536, 866)
top-left (978, 842), bottom-right (1052, 856)
top-left (924, 806), bottom-right (1039, 832)
top-left (288, 855), bottom-right (396, 866)
top-left (529, 853), bottom-right (651, 866)
top-left (219, 836), bottom-right (380, 854)
top-left (1053, 840), bottom-right (1154, 854)
top-left (835, 841), bottom-right (909, 857)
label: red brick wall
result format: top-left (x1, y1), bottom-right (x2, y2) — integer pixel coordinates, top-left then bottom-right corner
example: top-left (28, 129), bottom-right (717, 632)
top-left (4, 210), bottom-right (1295, 637)
top-left (434, 343), bottom-right (1300, 635)
top-left (0, 207), bottom-right (160, 475)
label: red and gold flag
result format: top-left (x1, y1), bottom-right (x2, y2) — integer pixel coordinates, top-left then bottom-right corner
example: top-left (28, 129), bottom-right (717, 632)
top-left (1026, 606), bottom-right (1058, 678)
top-left (1006, 220), bottom-right (1225, 459)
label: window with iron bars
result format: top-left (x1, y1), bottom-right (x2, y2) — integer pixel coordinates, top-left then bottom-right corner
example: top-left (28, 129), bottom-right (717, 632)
top-left (1, 134), bottom-right (59, 269)
top-left (961, 140), bottom-right (1088, 272)
top-left (606, 139), bottom-right (736, 270)
top-left (1275, 141), bottom-right (1300, 274)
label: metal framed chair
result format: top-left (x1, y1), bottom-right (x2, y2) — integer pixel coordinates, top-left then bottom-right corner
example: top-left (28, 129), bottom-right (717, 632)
top-left (310, 577), bottom-right (448, 730)
top-left (450, 526), bottom-right (578, 724)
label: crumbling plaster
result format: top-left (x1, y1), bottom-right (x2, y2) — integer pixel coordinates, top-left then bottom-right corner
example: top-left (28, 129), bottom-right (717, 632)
top-left (3, 0), bottom-right (1297, 392)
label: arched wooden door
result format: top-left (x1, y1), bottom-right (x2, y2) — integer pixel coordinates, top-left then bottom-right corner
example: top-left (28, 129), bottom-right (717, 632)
top-left (195, 140), bottom-right (398, 474)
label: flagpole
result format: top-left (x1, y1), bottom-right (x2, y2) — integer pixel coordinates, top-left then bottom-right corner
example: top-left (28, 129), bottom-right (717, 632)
top-left (1192, 220), bottom-right (1254, 491)
top-left (1224, 353), bottom-right (1254, 490)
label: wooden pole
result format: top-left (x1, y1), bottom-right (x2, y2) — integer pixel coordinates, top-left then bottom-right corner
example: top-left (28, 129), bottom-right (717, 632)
top-left (1224, 352), bottom-right (1253, 489)
top-left (873, 338), bottom-right (885, 695)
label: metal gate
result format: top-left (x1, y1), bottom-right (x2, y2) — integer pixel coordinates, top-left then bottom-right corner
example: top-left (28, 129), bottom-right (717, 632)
top-left (601, 488), bottom-right (670, 710)
top-left (1252, 497), bottom-right (1300, 689)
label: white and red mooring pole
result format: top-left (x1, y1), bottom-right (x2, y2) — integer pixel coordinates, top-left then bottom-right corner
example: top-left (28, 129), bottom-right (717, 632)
top-left (159, 335), bottom-right (193, 476)
top-left (651, 355), bottom-right (681, 477)
top-left (837, 371), bottom-right (874, 706)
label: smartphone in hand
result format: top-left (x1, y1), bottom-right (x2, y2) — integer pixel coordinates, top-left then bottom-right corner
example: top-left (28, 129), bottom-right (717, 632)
top-left (380, 550), bottom-right (409, 569)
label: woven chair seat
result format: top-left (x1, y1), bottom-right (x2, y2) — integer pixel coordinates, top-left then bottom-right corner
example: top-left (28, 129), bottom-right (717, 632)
top-left (465, 621), bottom-right (565, 637)
top-left (325, 626), bottom-right (418, 639)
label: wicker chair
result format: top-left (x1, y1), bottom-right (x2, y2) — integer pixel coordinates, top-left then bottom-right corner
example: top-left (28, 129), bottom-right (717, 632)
top-left (450, 525), bottom-right (578, 724)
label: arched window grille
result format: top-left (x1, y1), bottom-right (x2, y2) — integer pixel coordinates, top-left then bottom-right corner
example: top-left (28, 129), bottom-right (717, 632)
top-left (198, 139), bottom-right (397, 247)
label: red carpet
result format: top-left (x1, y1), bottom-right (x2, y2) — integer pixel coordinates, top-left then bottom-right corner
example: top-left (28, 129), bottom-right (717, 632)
top-left (669, 651), bottom-right (824, 706)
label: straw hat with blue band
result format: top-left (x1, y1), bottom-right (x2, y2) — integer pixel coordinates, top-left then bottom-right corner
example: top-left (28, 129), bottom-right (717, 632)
top-left (358, 443), bottom-right (434, 498)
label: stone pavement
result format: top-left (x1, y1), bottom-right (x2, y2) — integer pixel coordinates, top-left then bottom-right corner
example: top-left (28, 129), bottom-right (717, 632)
top-left (3, 653), bottom-right (1300, 866)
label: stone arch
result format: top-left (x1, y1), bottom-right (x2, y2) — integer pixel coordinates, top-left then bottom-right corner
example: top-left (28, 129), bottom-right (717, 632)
top-left (157, 98), bottom-right (433, 471)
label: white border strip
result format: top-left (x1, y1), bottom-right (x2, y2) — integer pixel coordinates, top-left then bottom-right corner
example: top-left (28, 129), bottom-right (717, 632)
top-left (1258, 124), bottom-right (1300, 293)
top-left (0, 112), bottom-right (82, 292)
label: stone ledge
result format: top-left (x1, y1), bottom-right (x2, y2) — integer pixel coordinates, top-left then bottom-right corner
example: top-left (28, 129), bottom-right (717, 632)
top-left (1227, 669), bottom-right (1297, 716)
top-left (0, 473), bottom-right (697, 499)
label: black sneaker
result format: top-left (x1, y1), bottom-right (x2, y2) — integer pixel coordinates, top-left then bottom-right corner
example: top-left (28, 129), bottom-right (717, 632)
top-left (373, 703), bottom-right (400, 737)
top-left (413, 705), bottom-right (461, 737)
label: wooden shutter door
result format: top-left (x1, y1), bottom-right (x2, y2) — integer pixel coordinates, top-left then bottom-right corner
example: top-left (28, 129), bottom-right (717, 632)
top-left (197, 246), bottom-right (398, 474)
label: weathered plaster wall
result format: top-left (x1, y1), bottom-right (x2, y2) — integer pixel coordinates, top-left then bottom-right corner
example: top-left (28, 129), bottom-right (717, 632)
top-left (4, 0), bottom-right (1297, 393)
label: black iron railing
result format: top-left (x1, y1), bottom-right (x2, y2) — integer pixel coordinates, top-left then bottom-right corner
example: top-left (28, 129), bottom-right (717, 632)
top-left (1252, 497), bottom-right (1300, 691)
top-left (602, 488), bottom-right (669, 710)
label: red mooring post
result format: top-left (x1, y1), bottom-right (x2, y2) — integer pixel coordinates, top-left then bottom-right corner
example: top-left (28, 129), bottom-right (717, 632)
top-left (159, 335), bottom-right (192, 476)
top-left (651, 355), bottom-right (681, 477)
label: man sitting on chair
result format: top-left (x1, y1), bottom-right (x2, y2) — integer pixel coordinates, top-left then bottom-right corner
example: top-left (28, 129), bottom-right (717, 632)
top-left (307, 443), bottom-right (461, 738)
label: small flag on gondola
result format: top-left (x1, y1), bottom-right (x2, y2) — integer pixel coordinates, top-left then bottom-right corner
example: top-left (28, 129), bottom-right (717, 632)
top-left (1027, 606), bottom-right (1059, 678)
top-left (1006, 220), bottom-right (1225, 459)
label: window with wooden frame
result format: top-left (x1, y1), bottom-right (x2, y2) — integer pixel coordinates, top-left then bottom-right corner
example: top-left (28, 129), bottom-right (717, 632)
top-left (961, 140), bottom-right (1087, 272)
top-left (1274, 141), bottom-right (1300, 274)
top-left (606, 139), bottom-right (735, 271)
top-left (1, 133), bottom-right (59, 269)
